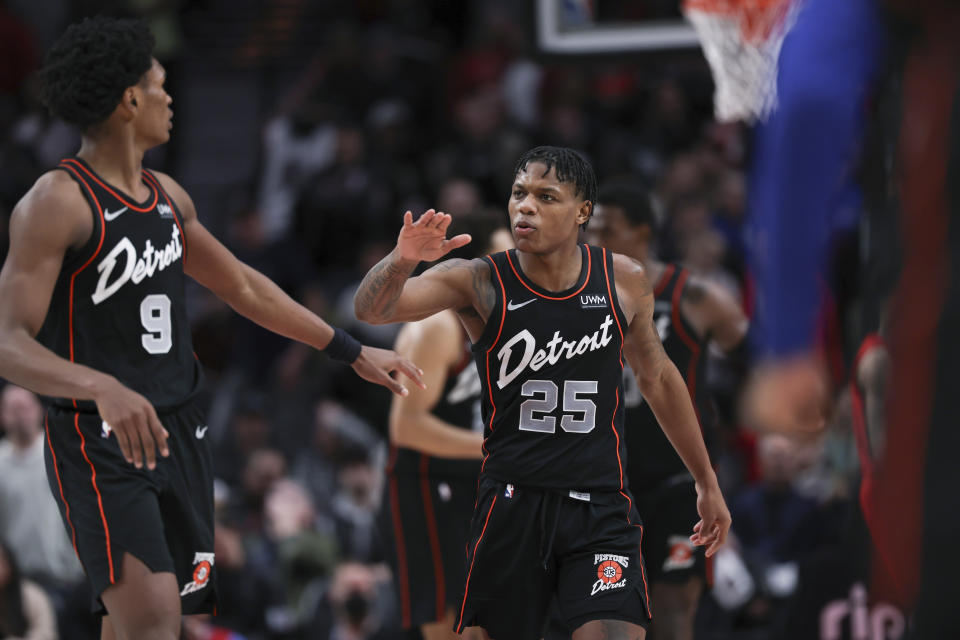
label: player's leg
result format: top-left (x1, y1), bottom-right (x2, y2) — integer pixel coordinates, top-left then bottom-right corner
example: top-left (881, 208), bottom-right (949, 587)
top-left (99, 552), bottom-right (181, 640)
top-left (647, 578), bottom-right (702, 640)
top-left (453, 477), bottom-right (555, 640)
top-left (555, 497), bottom-right (652, 640)
top-left (572, 619), bottom-right (646, 640)
top-left (636, 480), bottom-right (705, 640)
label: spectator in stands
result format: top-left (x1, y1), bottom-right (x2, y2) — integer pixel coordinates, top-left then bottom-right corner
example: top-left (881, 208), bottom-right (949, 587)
top-left (0, 542), bottom-right (57, 640)
top-left (0, 386), bottom-right (82, 592)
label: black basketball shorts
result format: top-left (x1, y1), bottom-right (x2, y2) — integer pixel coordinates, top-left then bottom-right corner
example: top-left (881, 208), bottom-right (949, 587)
top-left (633, 476), bottom-right (708, 585)
top-left (454, 474), bottom-right (652, 640)
top-left (386, 470), bottom-right (477, 628)
top-left (43, 401), bottom-right (216, 615)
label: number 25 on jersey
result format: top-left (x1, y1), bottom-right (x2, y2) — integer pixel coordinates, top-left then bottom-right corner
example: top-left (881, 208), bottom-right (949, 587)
top-left (519, 379), bottom-right (598, 434)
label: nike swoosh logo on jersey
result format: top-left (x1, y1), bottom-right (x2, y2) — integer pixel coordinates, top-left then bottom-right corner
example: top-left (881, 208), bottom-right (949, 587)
top-left (103, 206), bottom-right (129, 221)
top-left (195, 425), bottom-right (209, 439)
top-left (507, 298), bottom-right (536, 311)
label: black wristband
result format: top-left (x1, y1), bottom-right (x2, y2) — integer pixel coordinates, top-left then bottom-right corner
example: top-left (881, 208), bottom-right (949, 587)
top-left (324, 327), bottom-right (363, 364)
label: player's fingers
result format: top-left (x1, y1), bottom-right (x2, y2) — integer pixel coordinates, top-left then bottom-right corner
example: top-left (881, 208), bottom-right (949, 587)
top-left (114, 425), bottom-right (135, 465)
top-left (394, 358), bottom-right (427, 389)
top-left (136, 415), bottom-right (158, 470)
top-left (146, 407), bottom-right (169, 458)
top-left (124, 420), bottom-right (144, 469)
top-left (374, 368), bottom-right (409, 396)
top-left (706, 526), bottom-right (724, 557)
top-left (444, 234), bottom-right (472, 252)
top-left (436, 212), bottom-right (452, 233)
top-left (416, 209), bottom-right (436, 227)
top-left (690, 520), bottom-right (705, 545)
top-left (402, 210), bottom-right (414, 227)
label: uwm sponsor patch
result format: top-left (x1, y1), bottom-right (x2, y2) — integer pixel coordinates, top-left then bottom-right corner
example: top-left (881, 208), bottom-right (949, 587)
top-left (592, 553), bottom-right (628, 596)
top-left (580, 294), bottom-right (607, 309)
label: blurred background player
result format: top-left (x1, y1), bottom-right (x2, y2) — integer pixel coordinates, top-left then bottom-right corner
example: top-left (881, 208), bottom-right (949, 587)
top-left (385, 211), bottom-right (509, 640)
top-left (589, 181), bottom-right (748, 640)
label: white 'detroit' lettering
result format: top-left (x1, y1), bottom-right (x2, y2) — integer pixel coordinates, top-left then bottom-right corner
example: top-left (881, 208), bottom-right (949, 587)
top-left (92, 224), bottom-right (182, 305)
top-left (496, 314), bottom-right (614, 389)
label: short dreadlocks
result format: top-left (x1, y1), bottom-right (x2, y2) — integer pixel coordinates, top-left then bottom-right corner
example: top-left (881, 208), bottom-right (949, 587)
top-left (513, 146), bottom-right (598, 228)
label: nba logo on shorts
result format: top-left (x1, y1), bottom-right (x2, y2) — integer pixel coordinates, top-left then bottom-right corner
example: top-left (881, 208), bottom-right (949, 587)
top-left (505, 483), bottom-right (514, 498)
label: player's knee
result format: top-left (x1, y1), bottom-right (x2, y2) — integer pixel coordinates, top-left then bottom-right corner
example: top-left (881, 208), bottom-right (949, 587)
top-left (649, 580), bottom-right (700, 639)
top-left (111, 605), bottom-right (179, 640)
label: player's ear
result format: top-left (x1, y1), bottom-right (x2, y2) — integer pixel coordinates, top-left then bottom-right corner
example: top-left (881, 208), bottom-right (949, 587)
top-left (577, 201), bottom-right (593, 227)
top-left (118, 88), bottom-right (139, 119)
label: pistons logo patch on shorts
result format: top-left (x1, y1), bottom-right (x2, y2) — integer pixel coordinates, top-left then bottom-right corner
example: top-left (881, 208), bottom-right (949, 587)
top-left (591, 553), bottom-right (629, 596)
top-left (180, 552), bottom-right (215, 596)
top-left (663, 535), bottom-right (695, 572)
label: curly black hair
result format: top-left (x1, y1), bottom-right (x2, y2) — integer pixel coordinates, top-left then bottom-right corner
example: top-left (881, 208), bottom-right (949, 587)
top-left (38, 17), bottom-right (155, 131)
top-left (513, 146), bottom-right (598, 227)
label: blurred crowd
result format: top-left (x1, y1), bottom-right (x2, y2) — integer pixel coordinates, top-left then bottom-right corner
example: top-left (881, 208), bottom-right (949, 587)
top-left (0, 1), bottom-right (893, 639)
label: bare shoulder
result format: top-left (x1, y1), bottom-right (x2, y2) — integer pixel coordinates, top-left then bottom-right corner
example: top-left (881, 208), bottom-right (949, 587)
top-left (396, 309), bottom-right (462, 360)
top-left (611, 252), bottom-right (651, 291)
top-left (11, 170), bottom-right (91, 249)
top-left (610, 252), bottom-right (653, 323)
top-left (146, 169), bottom-right (197, 220)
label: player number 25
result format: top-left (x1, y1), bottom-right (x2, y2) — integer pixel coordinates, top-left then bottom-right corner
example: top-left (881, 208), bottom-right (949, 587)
top-left (140, 293), bottom-right (173, 354)
top-left (519, 380), bottom-right (598, 434)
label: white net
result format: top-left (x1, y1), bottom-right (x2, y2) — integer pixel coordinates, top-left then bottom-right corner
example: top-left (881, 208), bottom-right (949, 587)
top-left (683, 0), bottom-right (797, 123)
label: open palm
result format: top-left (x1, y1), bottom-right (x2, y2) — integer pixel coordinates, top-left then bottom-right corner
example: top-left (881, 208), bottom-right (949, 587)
top-left (397, 209), bottom-right (472, 263)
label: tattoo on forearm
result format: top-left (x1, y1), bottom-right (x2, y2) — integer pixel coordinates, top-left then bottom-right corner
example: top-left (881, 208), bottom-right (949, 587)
top-left (355, 255), bottom-right (413, 321)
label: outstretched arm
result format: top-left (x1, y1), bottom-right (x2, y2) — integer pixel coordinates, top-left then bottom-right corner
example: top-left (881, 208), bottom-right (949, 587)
top-left (153, 172), bottom-right (424, 396)
top-left (616, 255), bottom-right (731, 557)
top-left (354, 209), bottom-right (480, 324)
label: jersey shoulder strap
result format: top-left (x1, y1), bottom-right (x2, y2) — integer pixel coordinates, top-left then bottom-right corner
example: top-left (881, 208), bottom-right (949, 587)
top-left (53, 159), bottom-right (104, 269)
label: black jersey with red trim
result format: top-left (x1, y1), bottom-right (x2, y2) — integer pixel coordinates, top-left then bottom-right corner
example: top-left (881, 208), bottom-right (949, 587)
top-left (389, 331), bottom-right (484, 478)
top-left (472, 244), bottom-right (630, 492)
top-left (623, 265), bottom-right (713, 489)
top-left (36, 158), bottom-right (202, 412)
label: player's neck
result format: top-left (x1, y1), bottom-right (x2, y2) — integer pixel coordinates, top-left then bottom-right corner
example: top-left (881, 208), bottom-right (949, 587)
top-left (77, 132), bottom-right (150, 199)
top-left (516, 241), bottom-right (583, 293)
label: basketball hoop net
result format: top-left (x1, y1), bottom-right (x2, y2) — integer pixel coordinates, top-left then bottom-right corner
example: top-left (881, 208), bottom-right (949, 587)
top-left (683, 0), bottom-right (797, 123)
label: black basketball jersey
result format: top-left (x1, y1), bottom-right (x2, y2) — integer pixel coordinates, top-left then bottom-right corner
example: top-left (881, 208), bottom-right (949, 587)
top-left (623, 265), bottom-right (713, 489)
top-left (388, 329), bottom-right (484, 478)
top-left (37, 158), bottom-right (202, 412)
top-left (472, 244), bottom-right (630, 492)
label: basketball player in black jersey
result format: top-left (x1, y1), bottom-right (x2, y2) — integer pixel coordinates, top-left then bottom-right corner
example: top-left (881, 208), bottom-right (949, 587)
top-left (0, 17), bottom-right (422, 640)
top-left (587, 182), bottom-right (748, 640)
top-left (355, 146), bottom-right (731, 640)
top-left (386, 216), bottom-right (510, 640)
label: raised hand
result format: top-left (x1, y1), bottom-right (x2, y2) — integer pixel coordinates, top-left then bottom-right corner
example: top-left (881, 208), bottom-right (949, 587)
top-left (396, 209), bottom-right (472, 264)
top-left (93, 377), bottom-right (169, 469)
top-left (351, 345), bottom-right (426, 396)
